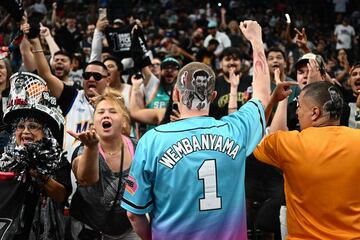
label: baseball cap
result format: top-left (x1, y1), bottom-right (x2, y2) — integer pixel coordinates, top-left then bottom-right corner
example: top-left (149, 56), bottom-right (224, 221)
top-left (161, 57), bottom-right (180, 69)
top-left (113, 18), bottom-right (124, 25)
top-left (295, 53), bottom-right (326, 74)
top-left (207, 20), bottom-right (218, 29)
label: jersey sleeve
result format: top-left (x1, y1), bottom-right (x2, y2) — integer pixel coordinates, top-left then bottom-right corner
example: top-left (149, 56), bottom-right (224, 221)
top-left (121, 135), bottom-right (154, 215)
top-left (221, 99), bottom-right (266, 156)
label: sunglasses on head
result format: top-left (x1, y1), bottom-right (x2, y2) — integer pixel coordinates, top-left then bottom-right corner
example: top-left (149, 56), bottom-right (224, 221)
top-left (82, 72), bottom-right (107, 81)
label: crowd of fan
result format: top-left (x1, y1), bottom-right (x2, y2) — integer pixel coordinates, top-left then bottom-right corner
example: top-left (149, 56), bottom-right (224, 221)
top-left (0, 0), bottom-right (359, 239)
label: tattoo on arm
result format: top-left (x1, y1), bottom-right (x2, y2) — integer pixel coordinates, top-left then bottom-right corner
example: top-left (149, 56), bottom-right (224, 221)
top-left (253, 52), bottom-right (267, 78)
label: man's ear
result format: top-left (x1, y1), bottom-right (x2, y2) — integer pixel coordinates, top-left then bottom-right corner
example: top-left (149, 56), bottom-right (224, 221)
top-left (209, 91), bottom-right (217, 103)
top-left (172, 87), bottom-right (180, 103)
top-left (311, 106), bottom-right (321, 121)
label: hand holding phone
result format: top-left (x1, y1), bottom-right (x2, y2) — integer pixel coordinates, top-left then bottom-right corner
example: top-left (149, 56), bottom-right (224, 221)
top-left (99, 8), bottom-right (107, 19)
top-left (285, 13), bottom-right (291, 24)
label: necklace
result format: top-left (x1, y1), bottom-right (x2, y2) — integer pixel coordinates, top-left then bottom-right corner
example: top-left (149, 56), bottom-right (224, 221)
top-left (107, 151), bottom-right (120, 156)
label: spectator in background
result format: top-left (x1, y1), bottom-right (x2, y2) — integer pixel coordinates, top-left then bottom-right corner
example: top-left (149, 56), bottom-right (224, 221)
top-left (334, 17), bottom-right (356, 62)
top-left (196, 38), bottom-right (218, 70)
top-left (334, 48), bottom-right (351, 84)
top-left (0, 58), bottom-right (12, 153)
top-left (209, 47), bottom-right (252, 119)
top-left (204, 20), bottom-right (231, 57)
top-left (149, 57), bottom-right (161, 80)
top-left (80, 23), bottom-right (95, 62)
top-left (346, 63), bottom-right (360, 128)
top-left (54, 13), bottom-right (82, 55)
top-left (69, 53), bottom-right (83, 89)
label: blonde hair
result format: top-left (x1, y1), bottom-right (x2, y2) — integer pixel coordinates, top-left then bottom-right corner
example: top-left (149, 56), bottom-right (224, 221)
top-left (94, 87), bottom-right (131, 132)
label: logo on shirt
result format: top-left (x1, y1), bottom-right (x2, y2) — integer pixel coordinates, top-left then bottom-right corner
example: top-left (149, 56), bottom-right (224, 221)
top-left (125, 175), bottom-right (137, 195)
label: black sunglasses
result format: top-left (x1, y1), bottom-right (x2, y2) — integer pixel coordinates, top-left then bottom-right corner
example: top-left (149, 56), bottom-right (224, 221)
top-left (82, 72), bottom-right (107, 81)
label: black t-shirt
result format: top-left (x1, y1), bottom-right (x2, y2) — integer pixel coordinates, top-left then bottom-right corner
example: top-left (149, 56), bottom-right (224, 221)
top-left (209, 75), bottom-right (253, 120)
top-left (196, 48), bottom-right (217, 70)
top-left (54, 25), bottom-right (82, 55)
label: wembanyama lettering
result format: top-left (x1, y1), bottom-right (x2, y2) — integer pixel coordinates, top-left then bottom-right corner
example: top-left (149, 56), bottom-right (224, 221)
top-left (159, 134), bottom-right (240, 168)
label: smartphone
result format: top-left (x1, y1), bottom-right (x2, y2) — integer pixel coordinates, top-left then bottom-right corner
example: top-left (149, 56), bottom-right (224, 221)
top-left (172, 102), bottom-right (179, 112)
top-left (134, 71), bottom-right (143, 79)
top-left (99, 8), bottom-right (107, 19)
top-left (285, 13), bottom-right (291, 24)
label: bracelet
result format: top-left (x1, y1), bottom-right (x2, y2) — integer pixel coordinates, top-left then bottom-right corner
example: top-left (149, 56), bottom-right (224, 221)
top-left (228, 107), bottom-right (237, 110)
top-left (32, 49), bottom-right (44, 53)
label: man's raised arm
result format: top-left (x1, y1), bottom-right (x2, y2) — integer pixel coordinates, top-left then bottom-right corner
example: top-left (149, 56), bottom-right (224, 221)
top-left (240, 20), bottom-right (270, 108)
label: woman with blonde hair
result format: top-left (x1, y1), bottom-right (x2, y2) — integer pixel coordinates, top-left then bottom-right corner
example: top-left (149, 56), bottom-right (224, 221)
top-left (68, 87), bottom-right (139, 240)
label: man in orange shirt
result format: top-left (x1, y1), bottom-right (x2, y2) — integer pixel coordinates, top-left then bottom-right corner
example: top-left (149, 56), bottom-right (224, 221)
top-left (254, 81), bottom-right (360, 239)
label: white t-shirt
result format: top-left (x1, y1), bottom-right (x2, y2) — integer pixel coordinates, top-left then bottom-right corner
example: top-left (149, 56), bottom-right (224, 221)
top-left (334, 24), bottom-right (355, 50)
top-left (204, 31), bottom-right (232, 56)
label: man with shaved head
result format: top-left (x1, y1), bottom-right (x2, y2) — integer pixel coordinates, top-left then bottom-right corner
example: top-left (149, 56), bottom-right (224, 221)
top-left (254, 81), bottom-right (360, 239)
top-left (121, 20), bottom-right (271, 239)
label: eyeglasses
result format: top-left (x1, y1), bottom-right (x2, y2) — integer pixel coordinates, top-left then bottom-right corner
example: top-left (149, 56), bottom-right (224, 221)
top-left (82, 72), bottom-right (107, 81)
top-left (16, 122), bottom-right (42, 132)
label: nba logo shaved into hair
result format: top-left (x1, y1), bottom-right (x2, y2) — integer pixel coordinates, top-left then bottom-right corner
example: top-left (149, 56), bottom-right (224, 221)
top-left (181, 69), bottom-right (212, 110)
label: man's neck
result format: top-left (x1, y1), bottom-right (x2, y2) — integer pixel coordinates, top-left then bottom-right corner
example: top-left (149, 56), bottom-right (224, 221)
top-left (180, 108), bottom-right (209, 119)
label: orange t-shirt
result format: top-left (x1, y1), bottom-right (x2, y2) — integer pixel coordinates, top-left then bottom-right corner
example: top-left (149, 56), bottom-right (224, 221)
top-left (254, 126), bottom-right (360, 239)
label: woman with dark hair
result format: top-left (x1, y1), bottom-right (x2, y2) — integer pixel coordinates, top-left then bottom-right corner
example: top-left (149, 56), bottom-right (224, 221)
top-left (0, 72), bottom-right (71, 240)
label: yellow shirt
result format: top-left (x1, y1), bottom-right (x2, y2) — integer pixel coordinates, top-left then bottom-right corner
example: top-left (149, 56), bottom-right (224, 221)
top-left (254, 126), bottom-right (360, 239)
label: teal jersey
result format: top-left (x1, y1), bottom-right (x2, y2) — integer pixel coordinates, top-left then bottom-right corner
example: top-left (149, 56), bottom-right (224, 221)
top-left (121, 99), bottom-right (265, 240)
top-left (146, 84), bottom-right (170, 130)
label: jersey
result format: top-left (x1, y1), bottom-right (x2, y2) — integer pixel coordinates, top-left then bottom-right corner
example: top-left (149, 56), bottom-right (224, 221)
top-left (253, 126), bottom-right (360, 239)
top-left (58, 86), bottom-right (94, 200)
top-left (62, 89), bottom-right (94, 162)
top-left (121, 99), bottom-right (265, 240)
top-left (145, 76), bottom-right (170, 131)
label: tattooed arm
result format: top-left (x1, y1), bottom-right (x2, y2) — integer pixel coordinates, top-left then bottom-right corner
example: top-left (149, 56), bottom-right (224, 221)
top-left (240, 20), bottom-right (271, 108)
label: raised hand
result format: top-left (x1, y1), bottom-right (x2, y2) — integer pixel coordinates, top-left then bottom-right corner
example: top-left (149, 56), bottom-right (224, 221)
top-left (131, 74), bottom-right (144, 90)
top-left (67, 128), bottom-right (99, 148)
top-left (96, 16), bottom-right (109, 32)
top-left (307, 59), bottom-right (323, 83)
top-left (239, 20), bottom-right (262, 43)
top-left (39, 23), bottom-right (50, 38)
top-left (272, 81), bottom-right (298, 102)
top-left (229, 67), bottom-right (240, 88)
top-left (274, 67), bottom-right (281, 84)
top-left (294, 28), bottom-right (308, 49)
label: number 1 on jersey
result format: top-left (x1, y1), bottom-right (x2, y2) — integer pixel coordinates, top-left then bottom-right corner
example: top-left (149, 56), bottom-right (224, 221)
top-left (198, 159), bottom-right (222, 211)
